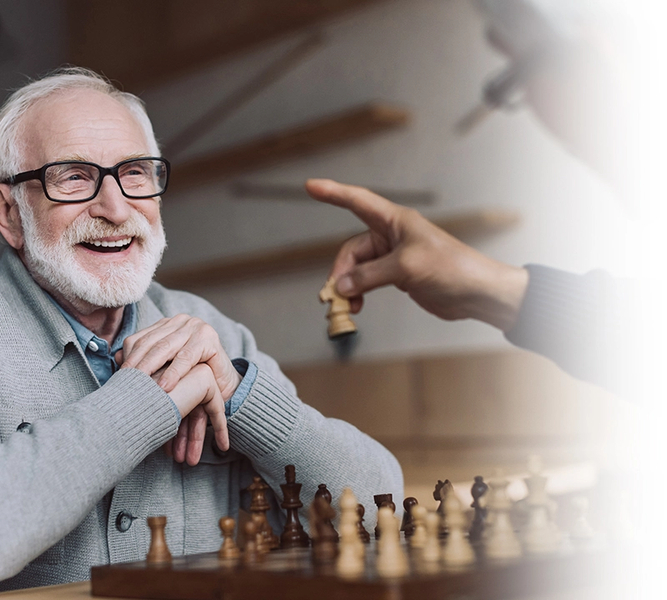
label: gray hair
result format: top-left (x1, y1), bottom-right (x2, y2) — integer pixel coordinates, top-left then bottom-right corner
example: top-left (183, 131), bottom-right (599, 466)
top-left (0, 66), bottom-right (160, 181)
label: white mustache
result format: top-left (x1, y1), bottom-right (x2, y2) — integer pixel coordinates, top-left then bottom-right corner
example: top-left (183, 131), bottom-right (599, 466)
top-left (64, 213), bottom-right (153, 245)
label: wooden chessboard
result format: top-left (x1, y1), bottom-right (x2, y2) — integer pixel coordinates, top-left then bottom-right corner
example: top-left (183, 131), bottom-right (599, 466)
top-left (90, 545), bottom-right (613, 600)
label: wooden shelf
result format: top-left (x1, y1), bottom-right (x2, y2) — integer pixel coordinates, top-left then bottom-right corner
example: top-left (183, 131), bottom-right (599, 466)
top-left (156, 208), bottom-right (520, 289)
top-left (167, 103), bottom-right (409, 191)
top-left (66, 0), bottom-right (387, 90)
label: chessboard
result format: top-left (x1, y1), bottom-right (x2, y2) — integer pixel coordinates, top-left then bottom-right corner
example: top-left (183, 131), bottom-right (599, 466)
top-left (90, 462), bottom-right (630, 600)
top-left (90, 545), bottom-right (612, 600)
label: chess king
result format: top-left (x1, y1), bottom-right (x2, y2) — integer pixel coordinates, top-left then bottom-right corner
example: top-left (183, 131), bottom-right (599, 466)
top-left (0, 68), bottom-right (403, 590)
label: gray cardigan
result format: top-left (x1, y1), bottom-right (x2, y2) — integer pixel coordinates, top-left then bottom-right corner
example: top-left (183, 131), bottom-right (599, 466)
top-left (0, 248), bottom-right (403, 589)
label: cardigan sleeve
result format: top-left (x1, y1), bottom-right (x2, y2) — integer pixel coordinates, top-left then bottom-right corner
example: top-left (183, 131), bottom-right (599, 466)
top-left (504, 264), bottom-right (636, 398)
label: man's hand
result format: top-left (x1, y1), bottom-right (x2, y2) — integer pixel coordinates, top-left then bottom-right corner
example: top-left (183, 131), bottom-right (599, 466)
top-left (117, 314), bottom-right (242, 398)
top-left (152, 363), bottom-right (229, 466)
top-left (305, 179), bottom-right (528, 332)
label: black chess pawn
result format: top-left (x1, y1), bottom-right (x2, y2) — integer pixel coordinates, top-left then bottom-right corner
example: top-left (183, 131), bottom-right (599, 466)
top-left (373, 494), bottom-right (394, 539)
top-left (314, 483), bottom-right (338, 542)
top-left (400, 497), bottom-right (418, 538)
top-left (356, 503), bottom-right (371, 543)
top-left (469, 475), bottom-right (488, 544)
top-left (279, 465), bottom-right (310, 549)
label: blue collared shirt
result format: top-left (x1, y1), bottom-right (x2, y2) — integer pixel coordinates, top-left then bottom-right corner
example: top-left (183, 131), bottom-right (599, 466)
top-left (51, 298), bottom-right (137, 387)
top-left (48, 296), bottom-right (255, 421)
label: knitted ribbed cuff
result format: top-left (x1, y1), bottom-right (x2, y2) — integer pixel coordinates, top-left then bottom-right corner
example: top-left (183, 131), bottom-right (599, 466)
top-left (86, 368), bottom-right (179, 466)
top-left (227, 367), bottom-right (301, 458)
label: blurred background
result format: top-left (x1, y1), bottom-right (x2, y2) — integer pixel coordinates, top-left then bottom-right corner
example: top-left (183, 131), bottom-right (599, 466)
top-left (0, 0), bottom-right (643, 502)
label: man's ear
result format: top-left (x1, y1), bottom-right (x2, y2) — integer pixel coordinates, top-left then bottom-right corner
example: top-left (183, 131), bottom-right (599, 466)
top-left (0, 184), bottom-right (24, 249)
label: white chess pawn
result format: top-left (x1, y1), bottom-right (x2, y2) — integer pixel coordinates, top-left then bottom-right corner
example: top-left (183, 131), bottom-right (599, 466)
top-left (410, 505), bottom-right (428, 550)
top-left (421, 511), bottom-right (441, 564)
top-left (442, 491), bottom-right (476, 568)
top-left (376, 506), bottom-right (409, 578)
top-left (338, 488), bottom-right (365, 559)
top-left (522, 458), bottom-right (560, 555)
top-left (485, 477), bottom-right (522, 561)
top-left (337, 521), bottom-right (365, 578)
top-left (570, 496), bottom-right (595, 546)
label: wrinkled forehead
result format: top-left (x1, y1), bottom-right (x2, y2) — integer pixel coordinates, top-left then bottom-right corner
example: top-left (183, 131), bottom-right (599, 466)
top-left (18, 89), bottom-right (150, 166)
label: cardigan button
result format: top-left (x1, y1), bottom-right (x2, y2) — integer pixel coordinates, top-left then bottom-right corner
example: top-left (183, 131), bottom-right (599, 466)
top-left (115, 511), bottom-right (137, 533)
top-left (16, 421), bottom-right (32, 433)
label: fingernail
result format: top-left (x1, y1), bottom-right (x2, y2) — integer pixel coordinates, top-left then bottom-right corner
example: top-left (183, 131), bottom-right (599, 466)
top-left (337, 275), bottom-right (354, 296)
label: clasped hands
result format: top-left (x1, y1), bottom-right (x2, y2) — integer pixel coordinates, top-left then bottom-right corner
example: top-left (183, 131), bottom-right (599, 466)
top-left (115, 315), bottom-right (241, 466)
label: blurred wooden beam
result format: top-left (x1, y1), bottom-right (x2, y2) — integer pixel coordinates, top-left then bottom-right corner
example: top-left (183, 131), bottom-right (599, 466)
top-left (228, 182), bottom-right (436, 206)
top-left (66, 0), bottom-right (387, 90)
top-left (167, 103), bottom-right (409, 191)
top-left (156, 208), bottom-right (520, 289)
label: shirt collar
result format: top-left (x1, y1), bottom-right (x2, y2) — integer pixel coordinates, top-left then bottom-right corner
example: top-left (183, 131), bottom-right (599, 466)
top-left (48, 296), bottom-right (137, 357)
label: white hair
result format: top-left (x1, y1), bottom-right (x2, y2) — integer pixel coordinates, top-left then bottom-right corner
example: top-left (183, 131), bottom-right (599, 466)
top-left (0, 66), bottom-right (160, 181)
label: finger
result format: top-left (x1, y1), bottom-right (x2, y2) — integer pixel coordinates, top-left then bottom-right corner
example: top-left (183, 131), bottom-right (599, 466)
top-left (157, 344), bottom-right (229, 396)
top-left (329, 231), bottom-right (388, 281)
top-left (121, 315), bottom-right (190, 372)
top-left (114, 349), bottom-right (124, 366)
top-left (305, 179), bottom-right (402, 234)
top-left (172, 417), bottom-right (189, 463)
top-left (204, 392), bottom-right (229, 452)
top-left (339, 251), bottom-right (406, 297)
top-left (163, 439), bottom-right (173, 458)
top-left (185, 406), bottom-right (208, 467)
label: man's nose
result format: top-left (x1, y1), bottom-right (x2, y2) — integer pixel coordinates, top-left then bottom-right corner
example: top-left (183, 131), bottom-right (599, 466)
top-left (87, 174), bottom-right (131, 224)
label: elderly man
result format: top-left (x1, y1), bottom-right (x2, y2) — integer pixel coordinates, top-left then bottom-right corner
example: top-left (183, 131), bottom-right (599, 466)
top-left (0, 68), bottom-right (402, 590)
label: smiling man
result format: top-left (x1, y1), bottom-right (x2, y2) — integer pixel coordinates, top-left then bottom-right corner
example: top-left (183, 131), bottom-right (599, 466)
top-left (0, 68), bottom-right (402, 590)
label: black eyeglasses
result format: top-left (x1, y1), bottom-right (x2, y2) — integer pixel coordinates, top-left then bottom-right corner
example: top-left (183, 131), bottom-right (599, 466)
top-left (1, 157), bottom-right (170, 203)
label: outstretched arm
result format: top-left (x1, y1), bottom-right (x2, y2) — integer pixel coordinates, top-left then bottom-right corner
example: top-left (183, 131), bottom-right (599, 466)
top-left (305, 179), bottom-right (528, 332)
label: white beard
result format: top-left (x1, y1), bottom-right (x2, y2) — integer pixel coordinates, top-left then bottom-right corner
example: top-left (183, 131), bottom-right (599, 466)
top-left (19, 203), bottom-right (166, 310)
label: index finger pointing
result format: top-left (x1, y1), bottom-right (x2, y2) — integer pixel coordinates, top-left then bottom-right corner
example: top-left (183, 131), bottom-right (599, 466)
top-left (305, 179), bottom-right (402, 234)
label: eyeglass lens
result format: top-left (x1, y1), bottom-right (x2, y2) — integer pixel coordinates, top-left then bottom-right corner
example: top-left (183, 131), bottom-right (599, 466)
top-left (44, 159), bottom-right (167, 201)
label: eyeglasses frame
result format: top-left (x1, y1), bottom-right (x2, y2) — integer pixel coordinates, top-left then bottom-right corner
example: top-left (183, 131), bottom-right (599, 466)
top-left (1, 156), bottom-right (171, 203)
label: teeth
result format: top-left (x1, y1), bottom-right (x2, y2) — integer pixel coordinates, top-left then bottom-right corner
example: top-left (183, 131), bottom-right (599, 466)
top-left (87, 237), bottom-right (132, 248)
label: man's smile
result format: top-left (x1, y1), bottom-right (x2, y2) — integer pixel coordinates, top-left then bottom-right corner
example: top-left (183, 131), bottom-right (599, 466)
top-left (79, 237), bottom-right (134, 253)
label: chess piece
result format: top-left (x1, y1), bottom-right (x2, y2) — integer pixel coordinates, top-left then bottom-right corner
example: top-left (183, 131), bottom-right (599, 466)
top-left (338, 489), bottom-right (364, 557)
top-left (251, 512), bottom-right (270, 554)
top-left (310, 496), bottom-right (338, 564)
top-left (442, 491), bottom-right (475, 568)
top-left (433, 479), bottom-right (453, 538)
top-left (400, 497), bottom-right (418, 538)
top-left (376, 506), bottom-right (409, 578)
top-left (337, 522), bottom-right (365, 578)
top-left (314, 483), bottom-right (339, 542)
top-left (373, 493), bottom-right (393, 539)
top-left (248, 476), bottom-right (279, 550)
top-left (469, 475), bottom-right (488, 543)
top-left (356, 504), bottom-right (371, 543)
top-left (336, 488), bottom-right (365, 578)
top-left (243, 520), bottom-right (262, 565)
top-left (319, 277), bottom-right (357, 338)
top-left (218, 517), bottom-right (241, 561)
top-left (570, 496), bottom-right (595, 547)
top-left (280, 465), bottom-right (310, 548)
top-left (146, 516), bottom-right (172, 564)
top-left (484, 476), bottom-right (522, 561)
top-left (421, 511), bottom-right (441, 563)
top-left (410, 505), bottom-right (428, 550)
top-left (522, 456), bottom-right (560, 555)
